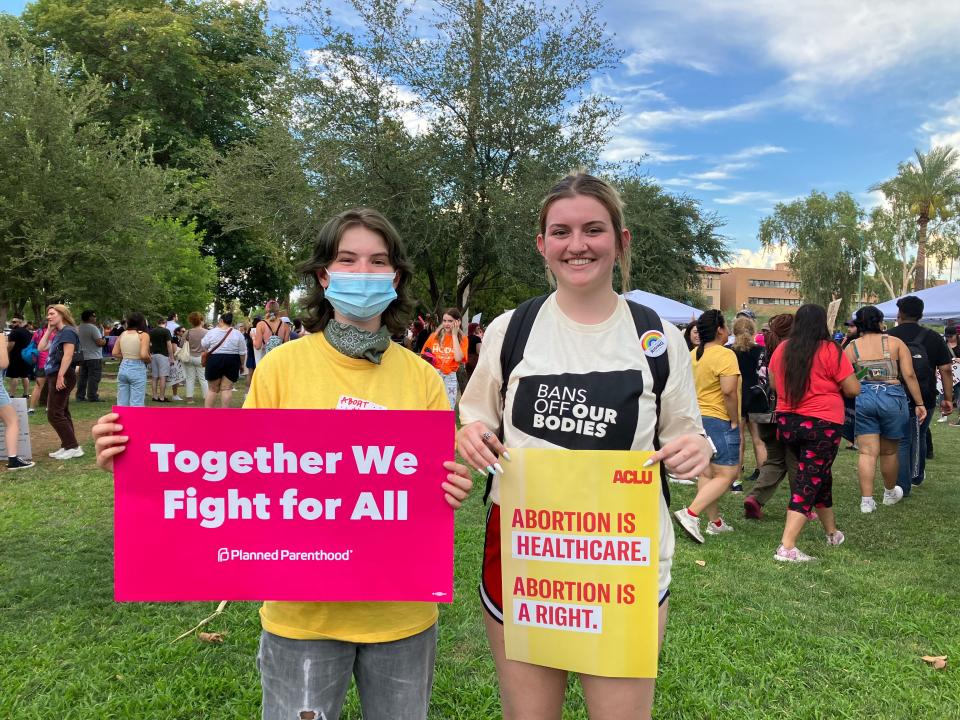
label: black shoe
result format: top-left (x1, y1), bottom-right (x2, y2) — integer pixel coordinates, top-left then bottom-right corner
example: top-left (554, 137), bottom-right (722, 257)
top-left (7, 457), bottom-right (35, 471)
top-left (76, 397), bottom-right (86, 402)
top-left (747, 468), bottom-right (760, 483)
top-left (88, 397), bottom-right (104, 402)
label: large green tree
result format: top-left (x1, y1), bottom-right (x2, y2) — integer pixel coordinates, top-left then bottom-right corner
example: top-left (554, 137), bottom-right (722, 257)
top-left (0, 39), bottom-right (203, 322)
top-left (21, 0), bottom-right (290, 167)
top-left (19, 0), bottom-right (295, 309)
top-left (759, 191), bottom-right (864, 325)
top-left (617, 175), bottom-right (729, 305)
top-left (869, 145), bottom-right (960, 290)
top-left (294, 0), bottom-right (621, 315)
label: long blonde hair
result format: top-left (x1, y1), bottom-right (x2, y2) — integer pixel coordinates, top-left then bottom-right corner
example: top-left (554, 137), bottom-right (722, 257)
top-left (732, 317), bottom-right (757, 352)
top-left (48, 304), bottom-right (76, 328)
top-left (538, 172), bottom-right (631, 293)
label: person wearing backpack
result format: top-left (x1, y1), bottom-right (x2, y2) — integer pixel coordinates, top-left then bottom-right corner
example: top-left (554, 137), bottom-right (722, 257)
top-left (254, 300), bottom-right (291, 358)
top-left (887, 295), bottom-right (954, 495)
top-left (457, 172), bottom-right (712, 719)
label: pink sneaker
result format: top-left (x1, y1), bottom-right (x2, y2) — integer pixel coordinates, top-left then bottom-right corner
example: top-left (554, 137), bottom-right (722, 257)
top-left (826, 530), bottom-right (845, 546)
top-left (773, 545), bottom-right (815, 562)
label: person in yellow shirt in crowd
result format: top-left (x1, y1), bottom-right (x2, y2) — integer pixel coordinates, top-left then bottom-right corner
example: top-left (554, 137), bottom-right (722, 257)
top-left (673, 309), bottom-right (743, 543)
top-left (92, 207), bottom-right (473, 720)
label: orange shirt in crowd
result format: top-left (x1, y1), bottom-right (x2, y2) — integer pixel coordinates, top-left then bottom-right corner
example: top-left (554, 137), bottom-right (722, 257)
top-left (422, 331), bottom-right (468, 375)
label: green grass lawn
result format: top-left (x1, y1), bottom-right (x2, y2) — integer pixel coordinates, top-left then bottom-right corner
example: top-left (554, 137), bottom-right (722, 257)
top-left (2, 372), bottom-right (958, 718)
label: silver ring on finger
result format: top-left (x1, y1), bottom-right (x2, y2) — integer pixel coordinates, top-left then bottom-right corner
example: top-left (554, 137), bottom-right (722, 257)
top-left (481, 431), bottom-right (493, 442)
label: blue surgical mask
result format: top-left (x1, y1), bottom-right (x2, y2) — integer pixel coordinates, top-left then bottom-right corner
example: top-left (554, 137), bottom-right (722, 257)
top-left (324, 271), bottom-right (398, 321)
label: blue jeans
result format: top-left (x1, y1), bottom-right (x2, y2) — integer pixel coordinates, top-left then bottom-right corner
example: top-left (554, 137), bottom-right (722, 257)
top-left (258, 624), bottom-right (437, 720)
top-left (897, 404), bottom-right (933, 495)
top-left (116, 360), bottom-right (147, 407)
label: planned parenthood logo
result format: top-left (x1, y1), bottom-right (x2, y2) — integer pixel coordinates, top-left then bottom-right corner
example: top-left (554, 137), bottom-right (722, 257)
top-left (217, 548), bottom-right (353, 562)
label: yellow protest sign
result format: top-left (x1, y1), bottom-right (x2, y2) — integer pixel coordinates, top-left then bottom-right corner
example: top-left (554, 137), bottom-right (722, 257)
top-left (500, 447), bottom-right (660, 678)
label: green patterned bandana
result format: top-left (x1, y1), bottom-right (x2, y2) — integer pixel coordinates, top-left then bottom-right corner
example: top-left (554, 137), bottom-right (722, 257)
top-left (324, 321), bottom-right (391, 364)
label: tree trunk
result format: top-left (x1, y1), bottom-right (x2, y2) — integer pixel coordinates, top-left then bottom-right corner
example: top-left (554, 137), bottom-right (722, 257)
top-left (915, 212), bottom-right (929, 290)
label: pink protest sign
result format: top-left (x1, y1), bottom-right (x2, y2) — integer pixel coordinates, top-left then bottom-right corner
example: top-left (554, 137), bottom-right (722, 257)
top-left (113, 407), bottom-right (455, 602)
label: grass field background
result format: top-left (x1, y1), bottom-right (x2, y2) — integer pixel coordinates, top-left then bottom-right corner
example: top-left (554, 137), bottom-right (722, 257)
top-left (1, 368), bottom-right (958, 718)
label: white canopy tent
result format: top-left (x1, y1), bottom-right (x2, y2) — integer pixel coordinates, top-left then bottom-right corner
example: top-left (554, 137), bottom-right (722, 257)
top-left (622, 289), bottom-right (703, 325)
top-left (872, 281), bottom-right (960, 323)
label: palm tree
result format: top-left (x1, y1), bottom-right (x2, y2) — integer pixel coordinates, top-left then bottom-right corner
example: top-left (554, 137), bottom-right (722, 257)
top-left (870, 145), bottom-right (960, 290)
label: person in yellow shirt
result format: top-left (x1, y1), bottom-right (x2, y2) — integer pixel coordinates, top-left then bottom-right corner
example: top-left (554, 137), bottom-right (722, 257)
top-left (672, 309), bottom-right (743, 543)
top-left (92, 208), bottom-right (473, 720)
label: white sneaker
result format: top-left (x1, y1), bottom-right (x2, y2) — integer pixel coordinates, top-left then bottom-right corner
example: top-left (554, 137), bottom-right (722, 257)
top-left (937, 415), bottom-right (950, 423)
top-left (860, 497), bottom-right (876, 514)
top-left (172, 395), bottom-right (183, 401)
top-left (672, 507), bottom-right (705, 544)
top-left (706, 517), bottom-right (734, 535)
top-left (48, 448), bottom-right (67, 459)
top-left (882, 486), bottom-right (904, 506)
top-left (774, 544), bottom-right (815, 562)
top-left (59, 447), bottom-right (85, 460)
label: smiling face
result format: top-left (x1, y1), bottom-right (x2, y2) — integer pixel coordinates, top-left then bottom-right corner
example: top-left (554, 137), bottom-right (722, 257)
top-left (537, 194), bottom-right (629, 294)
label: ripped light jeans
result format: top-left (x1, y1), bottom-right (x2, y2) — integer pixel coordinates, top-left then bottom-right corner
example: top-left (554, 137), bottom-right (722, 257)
top-left (258, 623), bottom-right (437, 720)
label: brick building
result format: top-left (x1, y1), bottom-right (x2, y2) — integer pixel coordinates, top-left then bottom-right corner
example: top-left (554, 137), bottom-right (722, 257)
top-left (719, 263), bottom-right (801, 314)
top-left (697, 266), bottom-right (726, 309)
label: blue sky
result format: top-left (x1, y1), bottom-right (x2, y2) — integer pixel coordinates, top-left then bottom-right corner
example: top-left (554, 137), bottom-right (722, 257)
top-left (5, 0), bottom-right (960, 276)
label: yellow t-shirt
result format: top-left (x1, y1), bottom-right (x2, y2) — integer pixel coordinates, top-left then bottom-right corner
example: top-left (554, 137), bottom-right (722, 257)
top-left (244, 331), bottom-right (450, 642)
top-left (690, 344), bottom-right (741, 421)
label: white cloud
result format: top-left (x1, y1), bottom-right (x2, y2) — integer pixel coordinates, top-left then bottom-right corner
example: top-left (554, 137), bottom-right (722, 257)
top-left (623, 48), bottom-right (717, 76)
top-left (619, 99), bottom-right (772, 133)
top-left (601, 136), bottom-right (696, 164)
top-left (714, 190), bottom-right (790, 206)
top-left (920, 95), bottom-right (960, 151)
top-left (608, 0), bottom-right (960, 108)
top-left (725, 144), bottom-right (788, 161)
top-left (725, 245), bottom-right (791, 269)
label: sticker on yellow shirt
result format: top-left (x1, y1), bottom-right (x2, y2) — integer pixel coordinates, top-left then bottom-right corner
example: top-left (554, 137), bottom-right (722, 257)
top-left (500, 448), bottom-right (660, 678)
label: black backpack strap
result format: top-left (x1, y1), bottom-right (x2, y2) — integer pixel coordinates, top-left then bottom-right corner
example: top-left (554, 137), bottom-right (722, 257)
top-left (499, 294), bottom-right (551, 404)
top-left (483, 294), bottom-right (551, 504)
top-left (625, 300), bottom-right (672, 507)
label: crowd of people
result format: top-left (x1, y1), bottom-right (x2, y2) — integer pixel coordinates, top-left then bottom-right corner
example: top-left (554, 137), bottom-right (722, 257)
top-left (2, 169), bottom-right (957, 719)
top-left (673, 295), bottom-right (957, 563)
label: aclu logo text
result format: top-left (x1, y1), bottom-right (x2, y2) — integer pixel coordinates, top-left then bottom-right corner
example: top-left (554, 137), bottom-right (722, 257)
top-left (217, 548), bottom-right (353, 562)
top-left (611, 469), bottom-right (653, 484)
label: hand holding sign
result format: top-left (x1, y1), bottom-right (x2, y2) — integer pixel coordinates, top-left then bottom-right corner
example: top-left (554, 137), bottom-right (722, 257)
top-left (103, 407), bottom-right (470, 602)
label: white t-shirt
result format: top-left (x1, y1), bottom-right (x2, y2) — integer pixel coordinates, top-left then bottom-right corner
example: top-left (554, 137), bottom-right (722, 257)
top-left (459, 294), bottom-right (704, 595)
top-left (201, 327), bottom-right (246, 356)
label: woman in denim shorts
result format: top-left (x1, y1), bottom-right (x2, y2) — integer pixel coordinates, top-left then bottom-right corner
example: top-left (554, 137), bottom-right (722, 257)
top-left (673, 309), bottom-right (743, 543)
top-left (843, 306), bottom-right (926, 514)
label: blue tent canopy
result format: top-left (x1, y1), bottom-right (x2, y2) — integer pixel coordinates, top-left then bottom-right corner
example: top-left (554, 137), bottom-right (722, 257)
top-left (871, 281), bottom-right (960, 323)
top-left (622, 289), bottom-right (703, 325)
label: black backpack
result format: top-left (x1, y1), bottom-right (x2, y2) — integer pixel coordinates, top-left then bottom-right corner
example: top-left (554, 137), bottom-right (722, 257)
top-left (902, 328), bottom-right (933, 403)
top-left (483, 294), bottom-right (672, 506)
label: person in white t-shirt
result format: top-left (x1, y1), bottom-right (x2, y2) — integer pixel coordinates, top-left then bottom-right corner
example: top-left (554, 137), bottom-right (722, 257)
top-left (457, 172), bottom-right (713, 720)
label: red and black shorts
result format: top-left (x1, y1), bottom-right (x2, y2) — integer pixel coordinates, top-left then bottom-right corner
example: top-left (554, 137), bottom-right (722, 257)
top-left (480, 504), bottom-right (670, 624)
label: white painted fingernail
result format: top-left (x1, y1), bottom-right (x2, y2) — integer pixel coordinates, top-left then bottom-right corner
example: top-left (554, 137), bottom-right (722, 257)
top-left (642, 457), bottom-right (655, 467)
top-left (502, 451), bottom-right (511, 461)
top-left (486, 465), bottom-right (495, 475)
top-left (494, 463), bottom-right (504, 474)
